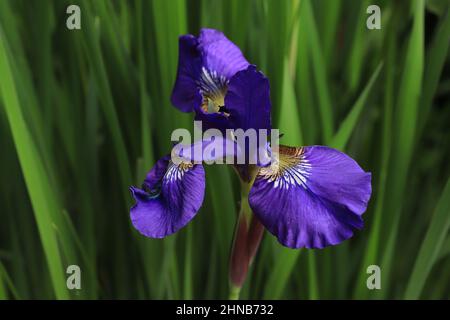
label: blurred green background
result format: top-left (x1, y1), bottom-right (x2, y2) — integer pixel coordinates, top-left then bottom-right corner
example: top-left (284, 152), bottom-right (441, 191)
top-left (0, 0), bottom-right (449, 299)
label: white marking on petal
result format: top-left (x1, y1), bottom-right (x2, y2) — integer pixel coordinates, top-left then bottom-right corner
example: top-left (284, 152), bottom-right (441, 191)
top-left (197, 67), bottom-right (228, 114)
top-left (258, 146), bottom-right (311, 190)
top-left (163, 161), bottom-right (193, 183)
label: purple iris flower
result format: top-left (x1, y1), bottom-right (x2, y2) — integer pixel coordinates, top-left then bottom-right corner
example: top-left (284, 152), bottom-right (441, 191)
top-left (170, 28), bottom-right (271, 133)
top-left (130, 28), bottom-right (372, 249)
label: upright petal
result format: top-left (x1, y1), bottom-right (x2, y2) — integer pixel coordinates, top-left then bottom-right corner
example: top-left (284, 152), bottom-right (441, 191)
top-left (225, 65), bottom-right (271, 132)
top-left (171, 35), bottom-right (203, 112)
top-left (130, 156), bottom-right (205, 238)
top-left (249, 145), bottom-right (371, 249)
top-left (198, 29), bottom-right (249, 79)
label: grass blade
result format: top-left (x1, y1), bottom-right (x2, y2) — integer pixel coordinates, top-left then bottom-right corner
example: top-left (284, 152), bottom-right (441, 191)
top-left (0, 27), bottom-right (69, 299)
top-left (0, 262), bottom-right (21, 300)
top-left (262, 247), bottom-right (302, 299)
top-left (379, 0), bottom-right (424, 297)
top-left (278, 58), bottom-right (303, 145)
top-left (330, 62), bottom-right (383, 150)
top-left (302, 0), bottom-right (334, 143)
top-left (418, 7), bottom-right (450, 135)
top-left (404, 177), bottom-right (450, 299)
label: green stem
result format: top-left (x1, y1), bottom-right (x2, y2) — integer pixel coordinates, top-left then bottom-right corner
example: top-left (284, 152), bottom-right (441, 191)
top-left (229, 284), bottom-right (241, 300)
top-left (228, 167), bottom-right (264, 300)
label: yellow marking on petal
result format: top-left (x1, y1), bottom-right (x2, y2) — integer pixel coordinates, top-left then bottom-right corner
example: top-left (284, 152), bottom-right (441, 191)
top-left (198, 67), bottom-right (228, 116)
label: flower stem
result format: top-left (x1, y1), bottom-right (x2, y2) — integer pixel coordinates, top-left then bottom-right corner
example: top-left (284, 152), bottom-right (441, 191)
top-left (229, 284), bottom-right (241, 300)
top-left (228, 169), bottom-right (264, 300)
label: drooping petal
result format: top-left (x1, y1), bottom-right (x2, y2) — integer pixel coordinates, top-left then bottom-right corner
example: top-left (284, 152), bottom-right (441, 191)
top-left (171, 35), bottom-right (203, 112)
top-left (130, 156), bottom-right (205, 238)
top-left (225, 65), bottom-right (271, 132)
top-left (249, 145), bottom-right (371, 249)
top-left (302, 146), bottom-right (372, 215)
top-left (198, 28), bottom-right (249, 79)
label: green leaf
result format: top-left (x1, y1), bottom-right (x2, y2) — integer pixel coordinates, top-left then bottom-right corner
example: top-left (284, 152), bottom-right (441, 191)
top-left (404, 177), bottom-right (450, 299)
top-left (330, 62), bottom-right (383, 150)
top-left (302, 0), bottom-right (334, 143)
top-left (278, 58), bottom-right (303, 145)
top-left (379, 0), bottom-right (425, 297)
top-left (0, 27), bottom-right (69, 299)
top-left (0, 262), bottom-right (21, 300)
top-left (263, 247), bottom-right (302, 299)
top-left (418, 7), bottom-right (450, 135)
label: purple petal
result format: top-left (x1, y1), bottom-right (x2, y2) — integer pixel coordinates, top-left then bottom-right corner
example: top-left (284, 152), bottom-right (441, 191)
top-left (198, 28), bottom-right (249, 79)
top-left (225, 65), bottom-right (271, 132)
top-left (130, 156), bottom-right (205, 238)
top-left (303, 146), bottom-right (372, 215)
top-left (249, 145), bottom-right (371, 249)
top-left (193, 107), bottom-right (229, 132)
top-left (171, 35), bottom-right (203, 112)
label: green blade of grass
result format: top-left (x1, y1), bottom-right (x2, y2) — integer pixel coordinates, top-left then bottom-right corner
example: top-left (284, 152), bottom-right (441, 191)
top-left (150, 0), bottom-right (191, 147)
top-left (302, 0), bottom-right (334, 143)
top-left (0, 263), bottom-right (7, 299)
top-left (307, 250), bottom-right (319, 299)
top-left (278, 58), bottom-right (304, 145)
top-left (265, 0), bottom-right (289, 123)
top-left (89, 0), bottom-right (137, 96)
top-left (207, 166), bottom-right (236, 260)
top-left (80, 0), bottom-right (132, 194)
top-left (317, 0), bottom-right (341, 64)
top-left (379, 0), bottom-right (424, 297)
top-left (0, 262), bottom-right (21, 300)
top-left (330, 62), bottom-right (383, 150)
top-left (437, 234), bottom-right (450, 262)
top-left (295, 5), bottom-right (317, 145)
top-left (345, 0), bottom-right (369, 92)
top-left (224, 0), bottom-right (251, 48)
top-left (353, 27), bottom-right (395, 299)
top-left (418, 6), bottom-right (450, 135)
top-left (0, 27), bottom-right (69, 299)
top-left (183, 227), bottom-right (193, 299)
top-left (404, 177), bottom-right (450, 299)
top-left (262, 247), bottom-right (302, 299)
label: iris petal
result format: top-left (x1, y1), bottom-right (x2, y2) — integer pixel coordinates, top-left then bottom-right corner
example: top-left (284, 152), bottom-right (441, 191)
top-left (249, 145), bottom-right (371, 249)
top-left (198, 28), bottom-right (249, 79)
top-left (225, 65), bottom-right (272, 132)
top-left (171, 29), bottom-right (250, 124)
top-left (171, 35), bottom-right (203, 112)
top-left (194, 107), bottom-right (229, 132)
top-left (130, 156), bottom-right (205, 238)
